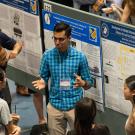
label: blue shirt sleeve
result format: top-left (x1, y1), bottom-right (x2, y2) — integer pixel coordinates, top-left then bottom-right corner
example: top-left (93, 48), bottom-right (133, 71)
top-left (39, 52), bottom-right (50, 84)
top-left (0, 32), bottom-right (16, 50)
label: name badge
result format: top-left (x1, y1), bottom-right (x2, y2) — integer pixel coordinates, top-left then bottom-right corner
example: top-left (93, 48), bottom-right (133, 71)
top-left (60, 79), bottom-right (70, 90)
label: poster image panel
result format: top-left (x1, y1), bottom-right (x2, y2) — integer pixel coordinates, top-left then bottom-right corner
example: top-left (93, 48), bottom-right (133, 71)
top-left (101, 21), bottom-right (135, 115)
top-left (0, 0), bottom-right (39, 15)
top-left (0, 3), bottom-right (42, 76)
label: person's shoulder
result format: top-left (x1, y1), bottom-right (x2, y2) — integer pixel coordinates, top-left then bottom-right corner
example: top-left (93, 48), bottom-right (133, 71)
top-left (70, 46), bottom-right (85, 57)
top-left (70, 46), bottom-right (80, 53)
top-left (43, 48), bottom-right (56, 56)
top-left (0, 98), bottom-right (8, 107)
top-left (0, 31), bottom-right (9, 40)
top-left (0, 98), bottom-right (7, 104)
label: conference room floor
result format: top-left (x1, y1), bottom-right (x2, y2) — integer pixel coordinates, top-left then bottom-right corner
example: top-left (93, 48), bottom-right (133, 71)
top-left (8, 79), bottom-right (47, 135)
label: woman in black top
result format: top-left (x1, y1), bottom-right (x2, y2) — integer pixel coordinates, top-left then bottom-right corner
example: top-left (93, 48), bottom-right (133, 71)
top-left (67, 97), bottom-right (111, 135)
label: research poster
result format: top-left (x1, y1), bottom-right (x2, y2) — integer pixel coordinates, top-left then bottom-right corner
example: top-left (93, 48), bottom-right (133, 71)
top-left (42, 3), bottom-right (104, 110)
top-left (0, 0), bottom-right (42, 76)
top-left (101, 21), bottom-right (135, 115)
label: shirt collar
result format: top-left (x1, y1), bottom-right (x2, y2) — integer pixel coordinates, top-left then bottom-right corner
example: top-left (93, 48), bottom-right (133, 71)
top-left (55, 45), bottom-right (72, 57)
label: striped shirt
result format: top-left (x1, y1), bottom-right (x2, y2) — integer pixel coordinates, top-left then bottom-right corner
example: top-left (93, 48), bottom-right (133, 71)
top-left (40, 46), bottom-right (93, 111)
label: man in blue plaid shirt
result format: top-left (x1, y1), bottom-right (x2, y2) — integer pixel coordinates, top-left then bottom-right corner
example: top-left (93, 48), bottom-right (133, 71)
top-left (32, 22), bottom-right (93, 135)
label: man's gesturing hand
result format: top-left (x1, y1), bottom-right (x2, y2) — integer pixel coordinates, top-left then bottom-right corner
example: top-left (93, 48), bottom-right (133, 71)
top-left (32, 78), bottom-right (46, 90)
top-left (73, 73), bottom-right (85, 88)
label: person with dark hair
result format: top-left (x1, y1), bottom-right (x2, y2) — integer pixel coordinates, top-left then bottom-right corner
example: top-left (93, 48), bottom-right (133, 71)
top-left (0, 68), bottom-right (21, 135)
top-left (67, 97), bottom-right (111, 135)
top-left (32, 22), bottom-right (93, 135)
top-left (120, 0), bottom-right (135, 24)
top-left (124, 75), bottom-right (135, 135)
top-left (0, 31), bottom-right (22, 110)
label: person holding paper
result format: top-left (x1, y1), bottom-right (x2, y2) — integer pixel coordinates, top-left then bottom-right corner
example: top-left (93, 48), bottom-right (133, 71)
top-left (32, 22), bottom-right (93, 135)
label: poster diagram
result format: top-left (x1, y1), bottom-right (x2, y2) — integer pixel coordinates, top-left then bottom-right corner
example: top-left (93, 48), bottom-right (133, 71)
top-left (101, 21), bottom-right (135, 115)
top-left (0, 2), bottom-right (42, 76)
top-left (42, 8), bottom-right (104, 110)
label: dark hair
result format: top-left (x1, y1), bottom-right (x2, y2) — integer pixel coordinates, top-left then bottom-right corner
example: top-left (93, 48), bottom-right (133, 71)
top-left (123, 0), bottom-right (135, 15)
top-left (0, 68), bottom-right (5, 81)
top-left (74, 97), bottom-right (96, 135)
top-left (125, 75), bottom-right (135, 103)
top-left (122, 0), bottom-right (126, 8)
top-left (53, 22), bottom-right (71, 37)
top-left (91, 125), bottom-right (111, 135)
top-left (125, 75), bottom-right (135, 91)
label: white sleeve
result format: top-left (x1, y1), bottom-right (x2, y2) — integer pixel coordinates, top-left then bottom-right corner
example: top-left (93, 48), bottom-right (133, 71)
top-left (0, 99), bottom-right (11, 125)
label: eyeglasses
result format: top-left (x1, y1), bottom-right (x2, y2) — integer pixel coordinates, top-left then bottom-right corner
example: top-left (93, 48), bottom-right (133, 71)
top-left (52, 36), bottom-right (66, 42)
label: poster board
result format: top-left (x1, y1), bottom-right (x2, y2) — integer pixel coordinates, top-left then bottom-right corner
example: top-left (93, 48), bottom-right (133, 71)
top-left (101, 21), bottom-right (135, 115)
top-left (43, 0), bottom-right (135, 115)
top-left (0, 0), bottom-right (42, 76)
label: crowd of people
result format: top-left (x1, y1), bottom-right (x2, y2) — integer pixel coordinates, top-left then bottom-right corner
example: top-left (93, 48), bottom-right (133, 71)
top-left (49, 0), bottom-right (135, 25)
top-left (0, 31), bottom-right (47, 134)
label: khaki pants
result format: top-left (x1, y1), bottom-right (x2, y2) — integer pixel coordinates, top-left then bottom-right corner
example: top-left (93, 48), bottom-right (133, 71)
top-left (47, 103), bottom-right (74, 135)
